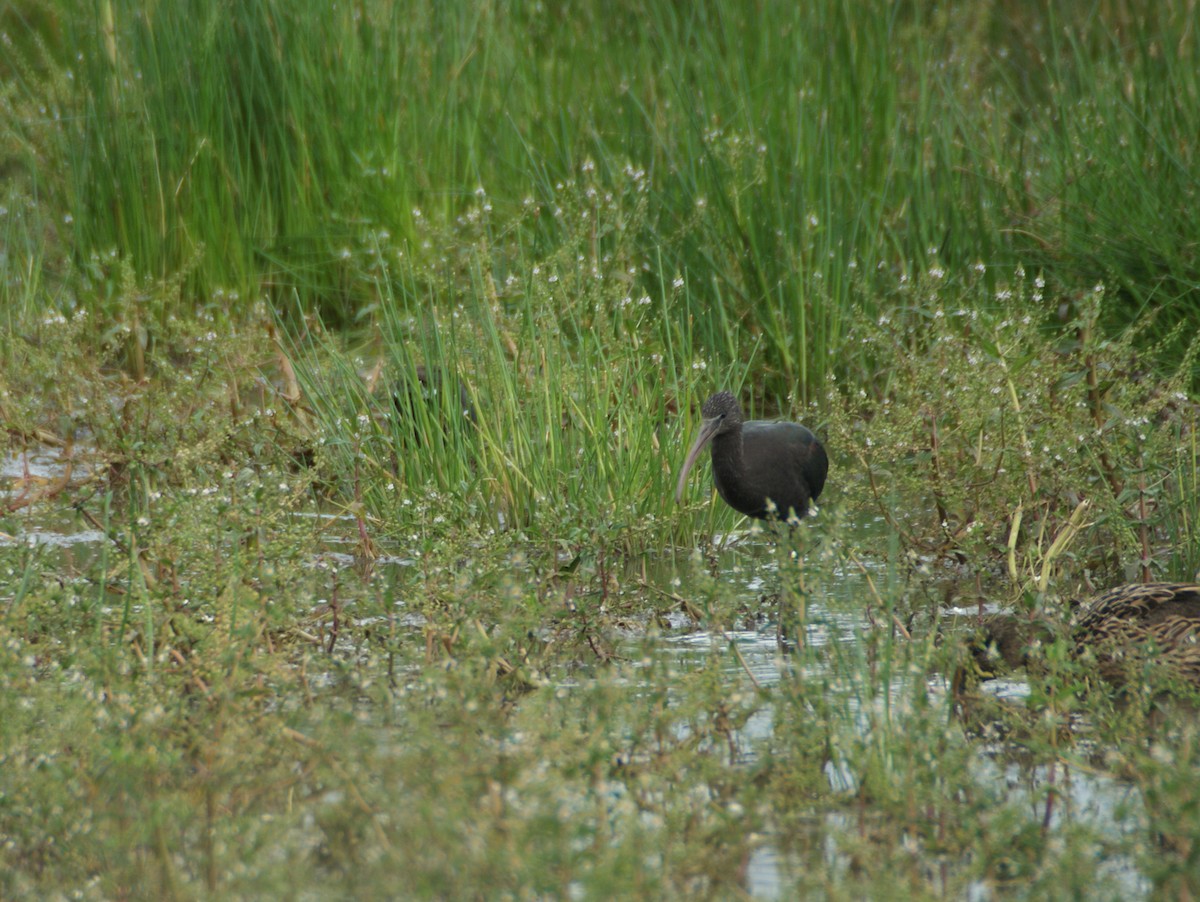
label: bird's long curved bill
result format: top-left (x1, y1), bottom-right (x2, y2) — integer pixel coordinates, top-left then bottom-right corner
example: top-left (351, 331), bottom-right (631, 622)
top-left (675, 417), bottom-right (722, 504)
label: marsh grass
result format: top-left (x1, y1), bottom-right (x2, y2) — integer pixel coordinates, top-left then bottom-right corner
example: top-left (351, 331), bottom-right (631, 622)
top-left (5, 1), bottom-right (1200, 898)
top-left (6, 1), bottom-right (1200, 397)
top-left (4, 347), bottom-right (1200, 900)
top-left (6, 205), bottom-right (1200, 900)
top-left (829, 269), bottom-right (1200, 589)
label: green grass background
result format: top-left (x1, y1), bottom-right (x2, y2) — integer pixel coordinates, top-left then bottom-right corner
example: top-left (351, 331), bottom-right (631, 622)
top-left (5, 1), bottom-right (1199, 398)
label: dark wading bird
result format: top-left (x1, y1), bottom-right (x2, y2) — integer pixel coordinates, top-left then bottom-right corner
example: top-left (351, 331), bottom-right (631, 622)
top-left (675, 391), bottom-right (828, 523)
top-left (959, 582), bottom-right (1200, 694)
top-left (393, 365), bottom-right (476, 436)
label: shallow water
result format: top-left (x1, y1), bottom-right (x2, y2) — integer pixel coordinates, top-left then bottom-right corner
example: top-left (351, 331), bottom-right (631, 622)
top-left (623, 537), bottom-right (1157, 899)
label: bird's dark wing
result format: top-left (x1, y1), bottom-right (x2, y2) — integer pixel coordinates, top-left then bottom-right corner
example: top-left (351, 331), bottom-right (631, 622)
top-left (733, 422), bottom-right (828, 519)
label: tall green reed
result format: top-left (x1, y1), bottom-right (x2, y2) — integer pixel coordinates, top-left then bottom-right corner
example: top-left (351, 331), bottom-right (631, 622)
top-left (10, 0), bottom-right (1199, 395)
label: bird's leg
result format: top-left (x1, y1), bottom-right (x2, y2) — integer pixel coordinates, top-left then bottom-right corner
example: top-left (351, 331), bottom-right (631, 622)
top-left (775, 531), bottom-right (809, 653)
top-left (755, 514), bottom-right (794, 649)
top-left (775, 615), bottom-right (792, 653)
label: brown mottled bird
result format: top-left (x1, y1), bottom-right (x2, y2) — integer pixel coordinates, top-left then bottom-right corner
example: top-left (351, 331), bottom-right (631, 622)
top-left (675, 391), bottom-right (828, 523)
top-left (1071, 582), bottom-right (1200, 687)
top-left (960, 582), bottom-right (1200, 692)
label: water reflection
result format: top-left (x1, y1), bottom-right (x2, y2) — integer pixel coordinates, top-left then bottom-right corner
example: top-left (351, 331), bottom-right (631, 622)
top-left (1, 447), bottom-right (104, 570)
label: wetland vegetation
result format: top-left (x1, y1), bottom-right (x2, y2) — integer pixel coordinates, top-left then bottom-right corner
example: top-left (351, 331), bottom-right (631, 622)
top-left (3, 1), bottom-right (1200, 898)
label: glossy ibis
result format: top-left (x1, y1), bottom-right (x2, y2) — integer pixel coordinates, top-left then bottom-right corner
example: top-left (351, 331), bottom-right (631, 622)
top-left (959, 582), bottom-right (1200, 692)
top-left (675, 391), bottom-right (828, 523)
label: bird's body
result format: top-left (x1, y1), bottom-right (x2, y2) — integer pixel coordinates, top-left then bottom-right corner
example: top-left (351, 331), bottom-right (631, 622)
top-left (962, 582), bottom-right (1200, 692)
top-left (676, 391), bottom-right (828, 522)
top-left (393, 365), bottom-right (476, 435)
top-left (1072, 582), bottom-right (1200, 687)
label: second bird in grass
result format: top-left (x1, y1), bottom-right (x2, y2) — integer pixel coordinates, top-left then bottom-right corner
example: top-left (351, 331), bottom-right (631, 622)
top-left (675, 390), bottom-right (829, 522)
top-left (961, 582), bottom-right (1200, 692)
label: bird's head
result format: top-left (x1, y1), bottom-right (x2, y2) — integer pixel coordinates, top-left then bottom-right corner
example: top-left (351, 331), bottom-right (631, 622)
top-left (675, 391), bottom-right (745, 504)
top-left (949, 613), bottom-right (1059, 700)
top-left (700, 390), bottom-right (744, 430)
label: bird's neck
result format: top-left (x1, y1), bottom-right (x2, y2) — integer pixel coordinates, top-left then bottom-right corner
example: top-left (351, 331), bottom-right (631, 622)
top-left (710, 430), bottom-right (743, 470)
